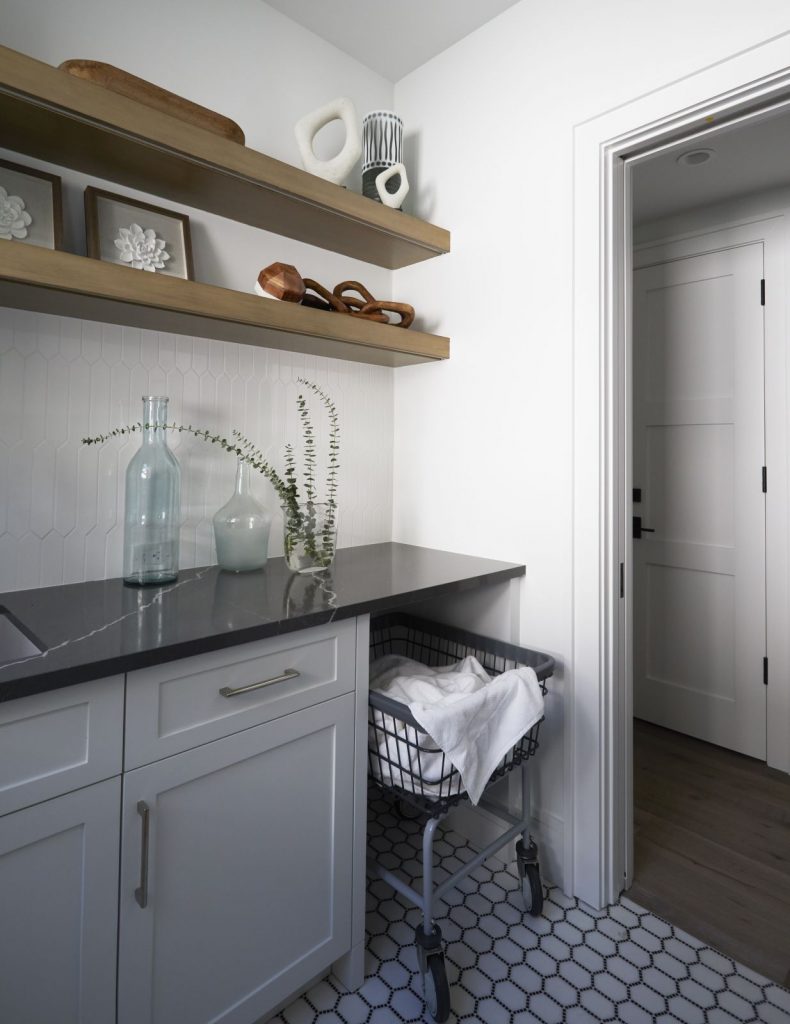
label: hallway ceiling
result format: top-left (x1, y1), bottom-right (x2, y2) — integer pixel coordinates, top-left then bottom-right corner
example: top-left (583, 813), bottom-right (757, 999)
top-left (633, 108), bottom-right (790, 224)
top-left (264, 0), bottom-right (523, 81)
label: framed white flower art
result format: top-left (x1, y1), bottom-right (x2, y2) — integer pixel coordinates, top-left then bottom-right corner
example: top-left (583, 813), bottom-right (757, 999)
top-left (0, 158), bottom-right (63, 250)
top-left (84, 187), bottom-right (194, 279)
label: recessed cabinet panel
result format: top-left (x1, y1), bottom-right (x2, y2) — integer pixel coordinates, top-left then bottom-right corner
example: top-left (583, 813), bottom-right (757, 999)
top-left (0, 777), bottom-right (121, 1024)
top-left (118, 694), bottom-right (354, 1024)
top-left (0, 676), bottom-right (124, 816)
top-left (124, 619), bottom-right (356, 768)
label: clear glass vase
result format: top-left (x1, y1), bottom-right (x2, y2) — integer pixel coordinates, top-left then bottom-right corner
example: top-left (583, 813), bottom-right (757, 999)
top-left (282, 501), bottom-right (337, 574)
top-left (213, 459), bottom-right (272, 572)
top-left (123, 396), bottom-right (181, 586)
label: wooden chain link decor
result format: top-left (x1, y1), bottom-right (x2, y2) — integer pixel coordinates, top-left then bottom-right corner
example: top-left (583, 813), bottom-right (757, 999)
top-left (256, 263), bottom-right (415, 329)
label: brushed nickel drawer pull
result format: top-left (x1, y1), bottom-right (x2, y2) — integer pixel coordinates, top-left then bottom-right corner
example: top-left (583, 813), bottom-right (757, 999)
top-left (219, 668), bottom-right (300, 698)
top-left (134, 800), bottom-right (150, 909)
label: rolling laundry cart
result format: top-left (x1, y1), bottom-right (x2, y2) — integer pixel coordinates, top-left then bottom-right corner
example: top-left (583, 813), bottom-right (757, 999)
top-left (367, 613), bottom-right (555, 1022)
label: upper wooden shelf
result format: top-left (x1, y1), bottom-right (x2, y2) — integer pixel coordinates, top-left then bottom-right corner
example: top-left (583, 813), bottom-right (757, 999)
top-left (0, 45), bottom-right (450, 270)
top-left (0, 242), bottom-right (449, 368)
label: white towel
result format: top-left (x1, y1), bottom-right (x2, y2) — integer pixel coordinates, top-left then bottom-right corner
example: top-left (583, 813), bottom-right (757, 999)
top-left (370, 654), bottom-right (544, 805)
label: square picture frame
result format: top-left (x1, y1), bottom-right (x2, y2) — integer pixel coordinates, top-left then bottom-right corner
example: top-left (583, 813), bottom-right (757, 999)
top-left (0, 158), bottom-right (63, 250)
top-left (84, 186), bottom-right (194, 280)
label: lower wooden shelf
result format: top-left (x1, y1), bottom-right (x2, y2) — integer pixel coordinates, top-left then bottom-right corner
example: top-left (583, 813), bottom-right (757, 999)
top-left (0, 242), bottom-right (449, 368)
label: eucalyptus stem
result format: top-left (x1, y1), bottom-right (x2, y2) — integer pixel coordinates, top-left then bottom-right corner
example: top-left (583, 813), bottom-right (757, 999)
top-left (297, 378), bottom-right (340, 563)
top-left (296, 392), bottom-right (317, 504)
top-left (82, 421), bottom-right (295, 510)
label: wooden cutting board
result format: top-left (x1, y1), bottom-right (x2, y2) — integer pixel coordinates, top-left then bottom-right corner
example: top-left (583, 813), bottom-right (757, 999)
top-left (59, 60), bottom-right (245, 145)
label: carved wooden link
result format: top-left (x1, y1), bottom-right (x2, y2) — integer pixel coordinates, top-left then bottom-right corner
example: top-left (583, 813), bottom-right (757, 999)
top-left (256, 264), bottom-right (415, 328)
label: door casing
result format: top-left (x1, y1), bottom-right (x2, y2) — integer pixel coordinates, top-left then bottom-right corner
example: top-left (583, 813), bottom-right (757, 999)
top-left (571, 35), bottom-right (790, 910)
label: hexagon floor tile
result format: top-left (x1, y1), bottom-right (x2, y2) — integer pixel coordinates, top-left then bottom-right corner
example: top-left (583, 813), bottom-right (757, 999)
top-left (276, 797), bottom-right (790, 1024)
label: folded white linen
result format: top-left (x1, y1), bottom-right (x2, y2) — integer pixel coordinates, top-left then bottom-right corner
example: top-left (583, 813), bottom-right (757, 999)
top-left (369, 653), bottom-right (544, 805)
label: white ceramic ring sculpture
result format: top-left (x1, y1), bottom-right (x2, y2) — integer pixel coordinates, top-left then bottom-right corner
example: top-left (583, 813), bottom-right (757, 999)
top-left (294, 97), bottom-right (362, 186)
top-left (375, 162), bottom-right (409, 209)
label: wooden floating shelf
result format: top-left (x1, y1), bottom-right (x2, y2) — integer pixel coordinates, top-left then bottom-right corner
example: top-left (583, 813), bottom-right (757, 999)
top-left (0, 243), bottom-right (449, 368)
top-left (0, 45), bottom-right (450, 270)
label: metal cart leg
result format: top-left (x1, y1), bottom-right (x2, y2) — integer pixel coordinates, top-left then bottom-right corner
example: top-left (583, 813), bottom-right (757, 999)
top-left (519, 759), bottom-right (532, 850)
top-left (415, 815), bottom-right (450, 1022)
top-left (421, 816), bottom-right (441, 934)
top-left (515, 760), bottom-right (544, 916)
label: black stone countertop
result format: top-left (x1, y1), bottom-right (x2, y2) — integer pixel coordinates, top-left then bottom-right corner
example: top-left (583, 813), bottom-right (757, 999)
top-left (0, 543), bottom-right (525, 702)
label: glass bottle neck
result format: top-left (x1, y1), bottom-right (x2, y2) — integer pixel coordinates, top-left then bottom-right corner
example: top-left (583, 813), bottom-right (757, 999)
top-left (235, 459), bottom-right (250, 496)
top-left (142, 397), bottom-right (169, 445)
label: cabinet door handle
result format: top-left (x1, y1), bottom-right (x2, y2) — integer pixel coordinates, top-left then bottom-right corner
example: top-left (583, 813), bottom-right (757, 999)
top-left (219, 668), bottom-right (300, 698)
top-left (134, 800), bottom-right (150, 909)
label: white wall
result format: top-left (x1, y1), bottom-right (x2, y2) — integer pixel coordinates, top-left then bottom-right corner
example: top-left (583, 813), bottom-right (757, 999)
top-left (0, 0), bottom-right (396, 591)
top-left (391, 0), bottom-right (790, 888)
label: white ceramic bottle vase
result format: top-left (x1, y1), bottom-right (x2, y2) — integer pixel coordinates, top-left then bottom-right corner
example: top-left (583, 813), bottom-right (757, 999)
top-left (362, 110), bottom-right (404, 204)
top-left (213, 459), bottom-right (272, 572)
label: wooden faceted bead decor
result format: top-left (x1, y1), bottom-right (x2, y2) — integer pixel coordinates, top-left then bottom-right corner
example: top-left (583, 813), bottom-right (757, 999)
top-left (255, 263), bottom-right (305, 302)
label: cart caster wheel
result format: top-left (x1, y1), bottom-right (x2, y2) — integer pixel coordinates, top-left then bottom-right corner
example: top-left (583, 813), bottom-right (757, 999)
top-left (423, 953), bottom-right (451, 1022)
top-left (521, 862), bottom-right (544, 916)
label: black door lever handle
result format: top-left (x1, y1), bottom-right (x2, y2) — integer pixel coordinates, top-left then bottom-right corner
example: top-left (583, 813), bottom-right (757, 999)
top-left (633, 516), bottom-right (655, 539)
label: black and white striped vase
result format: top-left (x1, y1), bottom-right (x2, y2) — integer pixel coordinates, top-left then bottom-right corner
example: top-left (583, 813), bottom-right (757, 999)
top-left (362, 110), bottom-right (404, 205)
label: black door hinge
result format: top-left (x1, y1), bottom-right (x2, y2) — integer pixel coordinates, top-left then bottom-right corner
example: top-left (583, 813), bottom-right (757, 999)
top-left (619, 562), bottom-right (625, 599)
top-left (762, 466), bottom-right (767, 493)
top-left (764, 656), bottom-right (768, 686)
top-left (761, 279), bottom-right (766, 305)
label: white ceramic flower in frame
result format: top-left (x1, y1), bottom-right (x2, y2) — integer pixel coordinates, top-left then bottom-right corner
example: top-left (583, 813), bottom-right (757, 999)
top-left (0, 185), bottom-right (32, 240)
top-left (294, 97), bottom-right (362, 186)
top-left (114, 223), bottom-right (171, 272)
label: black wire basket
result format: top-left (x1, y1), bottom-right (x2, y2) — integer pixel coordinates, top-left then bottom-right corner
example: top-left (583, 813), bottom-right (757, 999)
top-left (368, 613), bottom-right (554, 817)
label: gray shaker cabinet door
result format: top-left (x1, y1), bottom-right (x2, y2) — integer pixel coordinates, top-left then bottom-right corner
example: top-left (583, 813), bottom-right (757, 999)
top-left (118, 693), bottom-right (355, 1024)
top-left (0, 777), bottom-right (121, 1024)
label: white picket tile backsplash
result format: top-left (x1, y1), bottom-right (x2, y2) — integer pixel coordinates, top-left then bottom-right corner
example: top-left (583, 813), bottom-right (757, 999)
top-left (0, 307), bottom-right (394, 592)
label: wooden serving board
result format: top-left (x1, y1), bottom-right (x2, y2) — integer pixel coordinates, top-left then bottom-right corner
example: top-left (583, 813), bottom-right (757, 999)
top-left (59, 60), bottom-right (245, 145)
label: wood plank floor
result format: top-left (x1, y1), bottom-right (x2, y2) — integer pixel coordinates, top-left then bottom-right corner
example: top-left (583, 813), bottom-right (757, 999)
top-left (628, 719), bottom-right (790, 987)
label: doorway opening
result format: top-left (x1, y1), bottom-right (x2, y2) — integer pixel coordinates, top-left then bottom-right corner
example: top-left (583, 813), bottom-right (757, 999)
top-left (623, 104), bottom-right (790, 985)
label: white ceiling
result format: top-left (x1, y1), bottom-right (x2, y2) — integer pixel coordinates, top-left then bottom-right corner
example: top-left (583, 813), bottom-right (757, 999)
top-left (264, 0), bottom-right (523, 82)
top-left (633, 108), bottom-right (790, 224)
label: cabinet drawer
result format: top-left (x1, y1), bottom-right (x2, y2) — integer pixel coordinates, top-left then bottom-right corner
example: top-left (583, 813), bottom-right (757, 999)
top-left (0, 676), bottom-right (124, 816)
top-left (125, 619), bottom-right (356, 768)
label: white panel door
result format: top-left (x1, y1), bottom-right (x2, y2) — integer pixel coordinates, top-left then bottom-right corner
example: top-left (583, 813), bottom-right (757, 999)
top-left (633, 244), bottom-right (766, 758)
top-left (0, 777), bottom-right (121, 1024)
top-left (118, 693), bottom-right (354, 1024)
